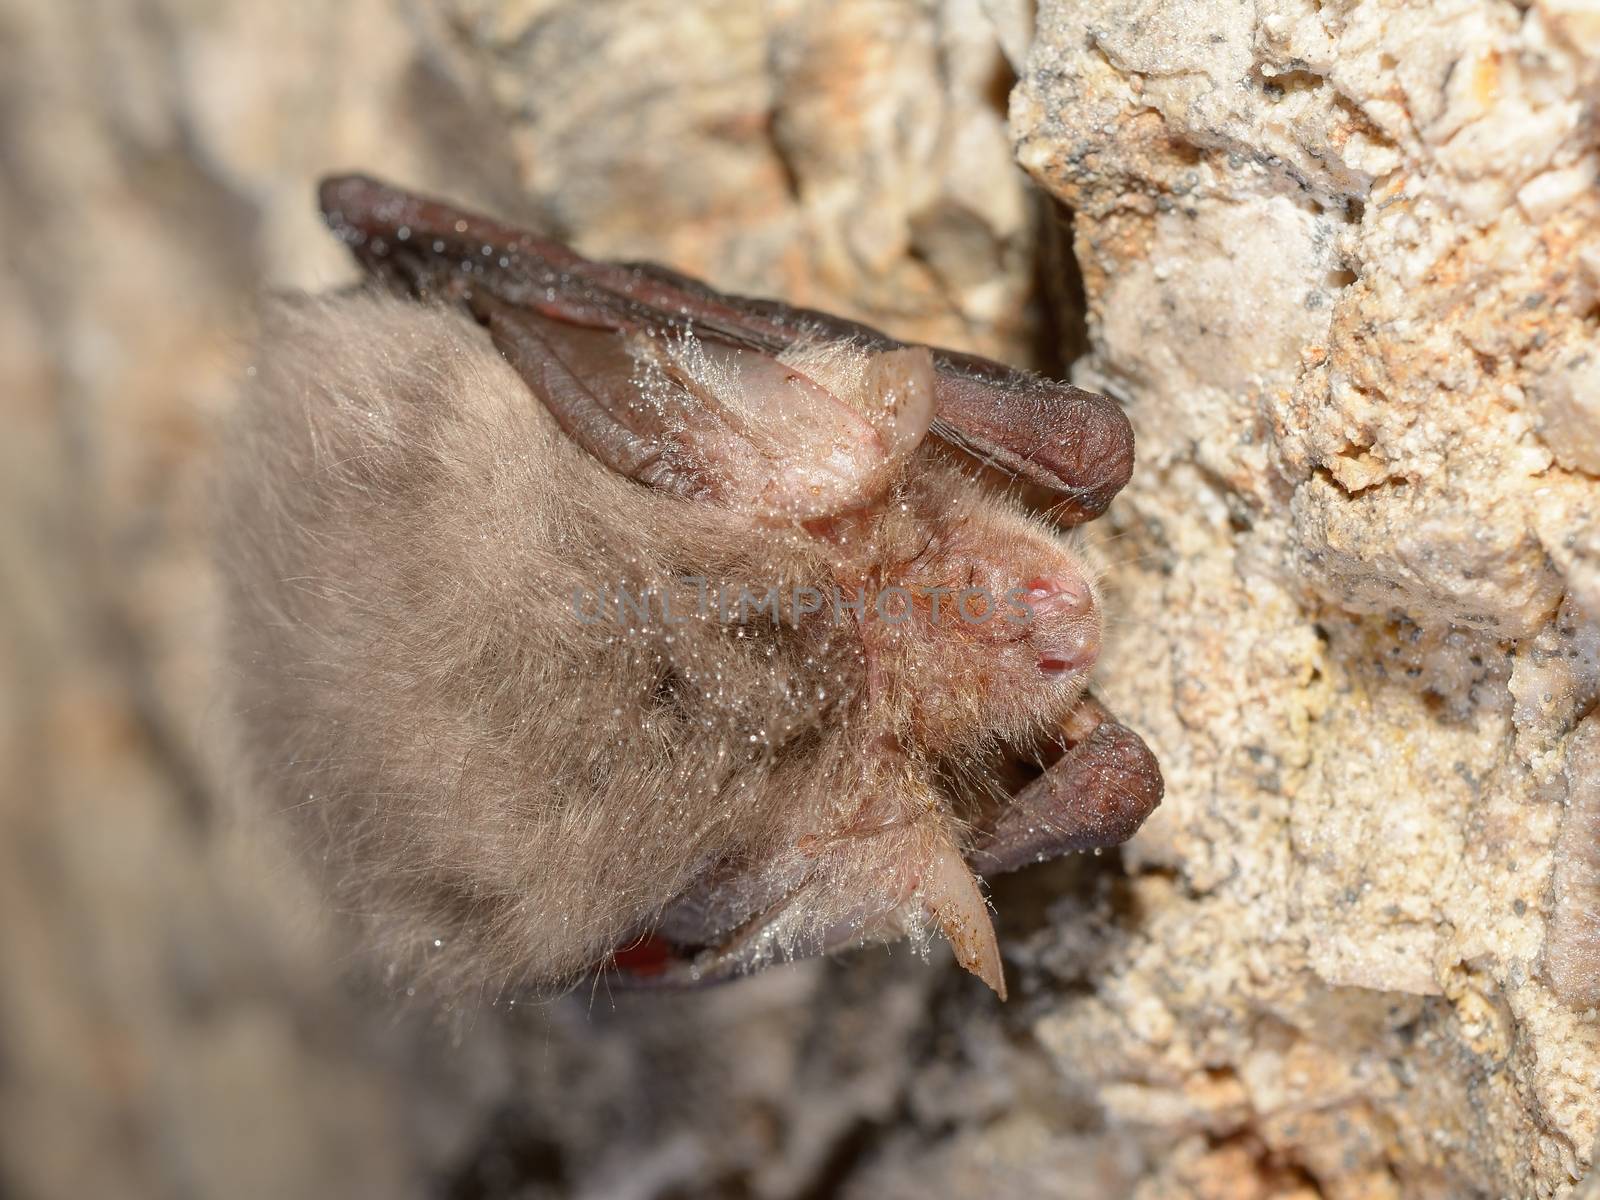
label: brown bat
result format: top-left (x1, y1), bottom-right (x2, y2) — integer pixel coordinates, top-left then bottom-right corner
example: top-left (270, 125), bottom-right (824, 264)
top-left (216, 174), bottom-right (1162, 1000)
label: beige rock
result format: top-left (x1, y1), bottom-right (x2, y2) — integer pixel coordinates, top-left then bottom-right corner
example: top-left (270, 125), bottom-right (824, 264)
top-left (1016, 0), bottom-right (1600, 1193)
top-left (1534, 351), bottom-right (1600, 477)
top-left (1547, 715), bottom-right (1600, 1009)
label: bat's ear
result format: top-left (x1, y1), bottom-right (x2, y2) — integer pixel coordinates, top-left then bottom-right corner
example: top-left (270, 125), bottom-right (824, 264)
top-left (606, 814), bottom-right (1005, 997)
top-left (918, 836), bottom-right (1006, 997)
top-left (483, 292), bottom-right (932, 522)
top-left (318, 174), bottom-right (1128, 521)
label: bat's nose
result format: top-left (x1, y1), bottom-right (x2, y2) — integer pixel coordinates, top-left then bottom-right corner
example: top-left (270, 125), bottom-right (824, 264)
top-left (1021, 575), bottom-right (1092, 617)
top-left (1022, 576), bottom-right (1099, 674)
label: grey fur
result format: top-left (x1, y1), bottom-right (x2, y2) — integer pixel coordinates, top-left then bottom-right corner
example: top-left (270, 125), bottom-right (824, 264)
top-left (217, 291), bottom-right (1102, 998)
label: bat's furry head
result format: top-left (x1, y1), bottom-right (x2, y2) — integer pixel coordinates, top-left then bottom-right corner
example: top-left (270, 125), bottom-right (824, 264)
top-left (218, 289), bottom-right (1109, 998)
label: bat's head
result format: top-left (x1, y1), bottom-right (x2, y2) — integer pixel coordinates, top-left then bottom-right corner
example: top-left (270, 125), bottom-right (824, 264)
top-left (711, 337), bottom-right (1103, 752)
top-left (840, 475), bottom-right (1102, 755)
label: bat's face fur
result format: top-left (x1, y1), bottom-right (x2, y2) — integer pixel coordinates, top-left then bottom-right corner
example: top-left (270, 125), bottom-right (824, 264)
top-left (218, 178), bottom-right (1160, 1000)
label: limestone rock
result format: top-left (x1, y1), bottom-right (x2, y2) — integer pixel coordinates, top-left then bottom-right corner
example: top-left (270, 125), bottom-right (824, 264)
top-left (1015, 0), bottom-right (1600, 1193)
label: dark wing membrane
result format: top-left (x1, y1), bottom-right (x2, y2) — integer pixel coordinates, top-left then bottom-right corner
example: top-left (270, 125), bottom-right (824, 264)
top-left (318, 174), bottom-right (1135, 522)
top-left (319, 176), bottom-right (909, 523)
top-left (966, 695), bottom-right (1164, 877)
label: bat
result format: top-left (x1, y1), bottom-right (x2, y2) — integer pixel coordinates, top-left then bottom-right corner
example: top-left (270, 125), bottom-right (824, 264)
top-left (216, 174), bottom-right (1162, 1000)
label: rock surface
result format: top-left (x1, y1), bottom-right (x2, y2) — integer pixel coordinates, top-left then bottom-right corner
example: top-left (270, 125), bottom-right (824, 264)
top-left (0, 0), bottom-right (1595, 1197)
top-left (1013, 1), bottom-right (1600, 1193)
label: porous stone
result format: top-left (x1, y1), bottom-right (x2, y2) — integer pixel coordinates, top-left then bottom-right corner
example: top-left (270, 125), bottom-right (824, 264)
top-left (1015, 0), bottom-right (1600, 1193)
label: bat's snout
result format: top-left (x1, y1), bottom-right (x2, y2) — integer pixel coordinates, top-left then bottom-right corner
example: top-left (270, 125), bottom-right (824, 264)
top-left (1021, 575), bottom-right (1100, 676)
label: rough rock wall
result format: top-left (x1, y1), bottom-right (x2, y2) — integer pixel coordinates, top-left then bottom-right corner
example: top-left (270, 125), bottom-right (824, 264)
top-left (1012, 0), bottom-right (1600, 1194)
top-left (0, 0), bottom-right (1595, 1197)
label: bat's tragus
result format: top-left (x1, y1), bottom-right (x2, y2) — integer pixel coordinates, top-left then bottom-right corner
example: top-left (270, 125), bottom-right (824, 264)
top-left (216, 174), bottom-right (1162, 1002)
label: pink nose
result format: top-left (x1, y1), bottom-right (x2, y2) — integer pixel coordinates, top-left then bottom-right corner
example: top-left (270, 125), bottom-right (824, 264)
top-left (1022, 575), bottom-right (1092, 617)
top-left (1021, 576), bottom-right (1099, 675)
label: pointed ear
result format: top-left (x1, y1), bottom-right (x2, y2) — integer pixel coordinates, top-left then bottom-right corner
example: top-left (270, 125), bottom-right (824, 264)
top-left (603, 819), bottom-right (1006, 998)
top-left (319, 174), bottom-right (1134, 526)
top-left (918, 835), bottom-right (1006, 997)
top-left (679, 339), bottom-right (935, 521)
top-left (860, 345), bottom-right (936, 470)
top-left (319, 175), bottom-right (922, 523)
top-left (479, 291), bottom-right (917, 522)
